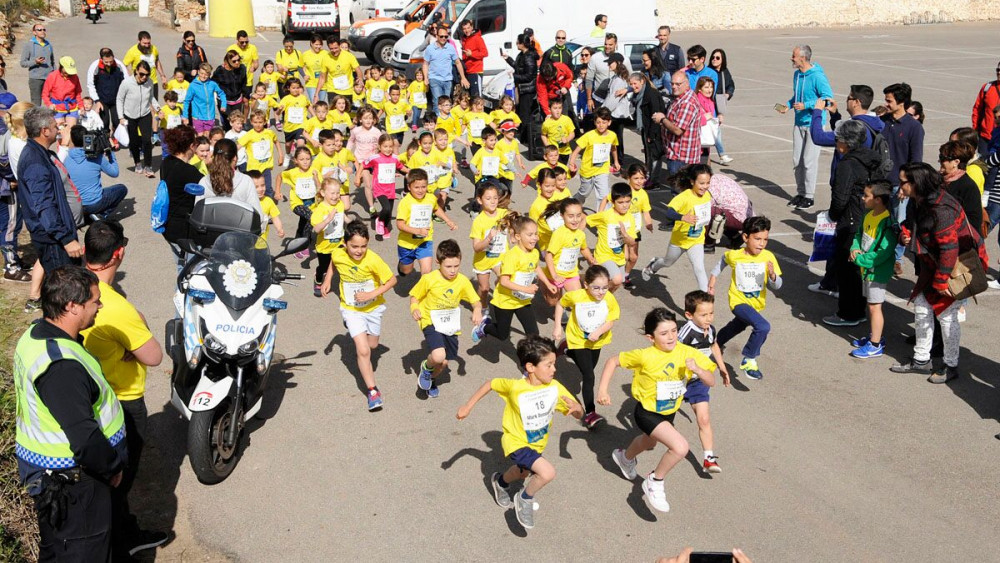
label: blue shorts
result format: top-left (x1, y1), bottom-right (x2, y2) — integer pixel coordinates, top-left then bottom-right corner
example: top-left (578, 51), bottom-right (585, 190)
top-left (397, 240), bottom-right (433, 265)
top-left (422, 325), bottom-right (459, 360)
top-left (54, 109), bottom-right (80, 120)
top-left (684, 378), bottom-right (710, 404)
top-left (508, 447), bottom-right (542, 472)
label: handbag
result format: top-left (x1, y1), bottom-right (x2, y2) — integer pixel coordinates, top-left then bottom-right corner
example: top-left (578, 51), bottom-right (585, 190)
top-left (941, 221), bottom-right (989, 301)
top-left (700, 118), bottom-right (720, 147)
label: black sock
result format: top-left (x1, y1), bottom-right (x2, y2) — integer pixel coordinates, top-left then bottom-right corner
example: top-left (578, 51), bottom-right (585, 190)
top-left (497, 475), bottom-right (509, 489)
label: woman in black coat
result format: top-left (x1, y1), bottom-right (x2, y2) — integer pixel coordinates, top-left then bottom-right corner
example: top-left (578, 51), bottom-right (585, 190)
top-left (212, 50), bottom-right (248, 130)
top-left (628, 72), bottom-right (665, 186)
top-left (503, 31), bottom-right (539, 145)
top-left (159, 125), bottom-right (203, 265)
top-left (939, 140), bottom-right (984, 233)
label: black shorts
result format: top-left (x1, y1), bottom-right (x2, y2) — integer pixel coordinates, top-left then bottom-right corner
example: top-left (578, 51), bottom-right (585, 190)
top-left (633, 402), bottom-right (675, 436)
top-left (391, 132), bottom-right (404, 145)
top-left (285, 129), bottom-right (304, 144)
top-left (422, 325), bottom-right (459, 361)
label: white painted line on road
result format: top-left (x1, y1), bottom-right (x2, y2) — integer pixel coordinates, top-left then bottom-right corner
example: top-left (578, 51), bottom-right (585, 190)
top-left (732, 76), bottom-right (789, 89)
top-left (722, 149), bottom-right (794, 154)
top-left (881, 42), bottom-right (1000, 58)
top-left (257, 32), bottom-right (271, 42)
top-left (739, 45), bottom-right (985, 80)
top-left (724, 124), bottom-right (792, 143)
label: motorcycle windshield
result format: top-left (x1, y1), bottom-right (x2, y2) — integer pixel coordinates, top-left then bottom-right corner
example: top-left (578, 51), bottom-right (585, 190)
top-left (204, 232), bottom-right (271, 311)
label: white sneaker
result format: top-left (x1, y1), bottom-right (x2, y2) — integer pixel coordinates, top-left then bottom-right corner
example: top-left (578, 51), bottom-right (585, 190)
top-left (612, 448), bottom-right (638, 480)
top-left (988, 279), bottom-right (1000, 290)
top-left (641, 473), bottom-right (670, 512)
top-left (807, 282), bottom-right (838, 298)
top-left (719, 154), bottom-right (734, 165)
top-left (640, 258), bottom-right (659, 282)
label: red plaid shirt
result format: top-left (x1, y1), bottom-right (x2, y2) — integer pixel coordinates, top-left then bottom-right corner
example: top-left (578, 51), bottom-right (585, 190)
top-left (663, 89), bottom-right (702, 163)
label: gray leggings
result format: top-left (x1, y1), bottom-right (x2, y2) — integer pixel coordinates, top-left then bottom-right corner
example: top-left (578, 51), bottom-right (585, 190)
top-left (652, 243), bottom-right (708, 292)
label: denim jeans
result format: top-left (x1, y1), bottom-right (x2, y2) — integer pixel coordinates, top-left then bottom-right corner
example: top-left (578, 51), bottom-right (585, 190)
top-left (81, 184), bottom-right (128, 218)
top-left (429, 79), bottom-right (452, 114)
top-left (986, 201), bottom-right (1000, 255)
top-left (717, 303), bottom-right (771, 359)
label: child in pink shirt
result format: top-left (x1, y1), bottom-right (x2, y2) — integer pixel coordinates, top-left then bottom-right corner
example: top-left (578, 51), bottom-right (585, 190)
top-left (348, 106), bottom-right (384, 212)
top-left (695, 76), bottom-right (729, 162)
top-left (360, 133), bottom-right (408, 238)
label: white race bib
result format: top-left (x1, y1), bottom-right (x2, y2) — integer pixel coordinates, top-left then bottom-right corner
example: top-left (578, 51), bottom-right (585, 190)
top-left (295, 176), bottom-right (316, 199)
top-left (375, 162), bottom-right (395, 185)
top-left (322, 166), bottom-right (348, 183)
top-left (369, 88), bottom-right (385, 103)
top-left (734, 261), bottom-right (766, 293)
top-left (412, 91), bottom-right (426, 106)
top-left (591, 143), bottom-right (611, 165)
top-left (323, 212), bottom-right (345, 241)
top-left (861, 232), bottom-right (875, 252)
top-left (470, 119), bottom-right (486, 138)
top-left (511, 271), bottom-right (536, 301)
top-left (606, 222), bottom-right (624, 250)
top-left (655, 380), bottom-right (686, 413)
top-left (139, 53), bottom-right (155, 67)
top-left (693, 202), bottom-right (712, 229)
top-left (486, 229), bottom-right (507, 258)
top-left (166, 114), bottom-right (182, 129)
top-left (266, 81), bottom-right (277, 95)
top-left (545, 214), bottom-right (565, 231)
top-left (556, 247), bottom-right (580, 273)
top-left (332, 122), bottom-right (349, 134)
top-left (343, 279), bottom-right (376, 308)
top-left (389, 113), bottom-right (406, 131)
top-left (633, 211), bottom-right (644, 230)
top-left (287, 106), bottom-right (305, 124)
top-left (174, 88), bottom-right (187, 103)
top-left (517, 386), bottom-right (559, 443)
top-left (332, 74), bottom-right (350, 91)
top-left (503, 151), bottom-right (515, 171)
top-left (408, 203), bottom-right (433, 230)
top-left (575, 300), bottom-right (609, 334)
top-left (481, 156), bottom-right (500, 177)
top-left (256, 99), bottom-right (268, 112)
top-left (251, 140), bottom-right (272, 162)
top-left (430, 307), bottom-right (461, 336)
top-left (311, 127), bottom-right (323, 142)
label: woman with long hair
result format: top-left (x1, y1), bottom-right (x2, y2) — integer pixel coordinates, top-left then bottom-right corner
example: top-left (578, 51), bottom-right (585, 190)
top-left (198, 138), bottom-right (263, 218)
top-left (641, 47), bottom-right (668, 97)
top-left (503, 31), bottom-right (539, 145)
top-left (601, 53), bottom-right (631, 165)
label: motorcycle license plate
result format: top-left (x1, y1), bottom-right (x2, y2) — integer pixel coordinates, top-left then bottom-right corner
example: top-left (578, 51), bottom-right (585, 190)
top-left (89, 8), bottom-right (97, 13)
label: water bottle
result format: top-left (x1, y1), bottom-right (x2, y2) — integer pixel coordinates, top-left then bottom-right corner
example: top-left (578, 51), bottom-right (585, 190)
top-left (708, 213), bottom-right (726, 242)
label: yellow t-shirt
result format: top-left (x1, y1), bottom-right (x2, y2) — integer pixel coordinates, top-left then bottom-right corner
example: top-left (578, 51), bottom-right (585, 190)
top-left (619, 344), bottom-right (717, 415)
top-left (313, 149), bottom-right (354, 193)
top-left (721, 248), bottom-right (782, 312)
top-left (452, 105), bottom-right (468, 123)
top-left (248, 94), bottom-right (279, 121)
top-left (495, 137), bottom-right (520, 180)
top-left (606, 188), bottom-right (652, 230)
top-left (160, 104), bottom-right (183, 130)
top-left (350, 91), bottom-right (366, 115)
top-left (492, 376), bottom-right (572, 456)
top-left (190, 155), bottom-right (208, 176)
top-left (278, 94), bottom-right (311, 133)
top-left (489, 108), bottom-right (521, 127)
top-left (492, 245), bottom-right (541, 310)
top-left (561, 289), bottom-right (620, 350)
top-left (431, 146), bottom-right (456, 191)
top-left (396, 192), bottom-right (439, 249)
top-left (527, 162), bottom-right (571, 183)
top-left (408, 270), bottom-right (480, 333)
top-left (227, 42), bottom-right (260, 85)
top-left (575, 129), bottom-right (618, 178)
top-left (408, 81), bottom-right (428, 109)
top-left (968, 164), bottom-right (986, 195)
top-left (304, 115), bottom-right (337, 152)
top-left (541, 115), bottom-right (575, 155)
top-left (260, 196), bottom-right (280, 241)
top-left (81, 281), bottom-right (154, 401)
top-left (405, 149), bottom-right (440, 189)
top-left (436, 112), bottom-right (463, 142)
top-left (365, 78), bottom-right (389, 109)
top-left (123, 44), bottom-right (161, 82)
top-left (165, 79), bottom-right (190, 104)
top-left (529, 190), bottom-right (571, 250)
top-left (239, 129), bottom-right (278, 171)
top-left (469, 208), bottom-right (509, 272)
top-left (281, 167), bottom-right (319, 210)
top-left (382, 99), bottom-right (412, 134)
top-left (546, 226), bottom-right (588, 278)
top-left (323, 51), bottom-right (361, 95)
top-left (331, 246), bottom-right (394, 313)
top-left (463, 111), bottom-right (491, 144)
top-left (302, 49), bottom-right (327, 89)
top-left (274, 48), bottom-right (304, 82)
top-left (666, 189), bottom-right (713, 248)
top-left (858, 209), bottom-right (889, 277)
top-left (586, 208), bottom-right (637, 266)
top-left (259, 71), bottom-right (283, 96)
top-left (328, 109), bottom-right (353, 134)
top-left (311, 199), bottom-right (346, 253)
top-left (470, 146), bottom-right (509, 183)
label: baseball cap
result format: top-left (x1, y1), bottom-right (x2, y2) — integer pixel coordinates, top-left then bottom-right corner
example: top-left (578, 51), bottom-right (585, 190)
top-left (59, 56), bottom-right (77, 75)
top-left (606, 52), bottom-right (625, 65)
top-left (497, 119), bottom-right (518, 132)
top-left (0, 92), bottom-right (18, 111)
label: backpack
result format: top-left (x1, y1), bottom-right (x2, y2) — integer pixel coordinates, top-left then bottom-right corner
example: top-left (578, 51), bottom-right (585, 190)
top-left (150, 179), bottom-right (169, 233)
top-left (860, 121), bottom-right (892, 181)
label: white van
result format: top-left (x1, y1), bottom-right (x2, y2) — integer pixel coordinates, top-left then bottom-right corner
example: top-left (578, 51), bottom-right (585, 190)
top-left (390, 0), bottom-right (656, 76)
top-left (283, 0), bottom-right (340, 36)
top-left (350, 0), bottom-right (408, 23)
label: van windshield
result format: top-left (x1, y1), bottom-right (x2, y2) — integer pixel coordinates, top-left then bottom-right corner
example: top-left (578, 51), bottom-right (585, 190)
top-left (292, 0), bottom-right (334, 4)
top-left (396, 0), bottom-right (425, 18)
top-left (420, 0), bottom-right (469, 28)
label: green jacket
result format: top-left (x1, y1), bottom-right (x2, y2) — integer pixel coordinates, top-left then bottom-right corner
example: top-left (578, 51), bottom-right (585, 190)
top-left (850, 211), bottom-right (897, 283)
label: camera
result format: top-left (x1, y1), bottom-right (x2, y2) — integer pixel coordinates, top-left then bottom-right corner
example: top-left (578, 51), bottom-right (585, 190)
top-left (83, 130), bottom-right (112, 159)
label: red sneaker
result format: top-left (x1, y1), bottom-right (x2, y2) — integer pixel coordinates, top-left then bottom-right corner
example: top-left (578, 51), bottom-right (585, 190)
top-left (703, 455), bottom-right (721, 474)
top-left (582, 411), bottom-right (605, 430)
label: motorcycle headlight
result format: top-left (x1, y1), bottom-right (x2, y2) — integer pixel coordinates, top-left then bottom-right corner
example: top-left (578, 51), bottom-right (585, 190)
top-left (203, 333), bottom-right (227, 356)
top-left (237, 325), bottom-right (269, 357)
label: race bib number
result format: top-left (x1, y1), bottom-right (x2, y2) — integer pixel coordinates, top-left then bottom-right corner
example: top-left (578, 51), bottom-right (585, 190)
top-left (369, 88), bottom-right (385, 103)
top-left (166, 115), bottom-right (182, 129)
top-left (412, 91), bottom-right (426, 106)
top-left (332, 122), bottom-right (349, 134)
top-left (323, 212), bottom-right (345, 241)
top-left (311, 127), bottom-right (322, 142)
top-left (322, 166), bottom-right (348, 183)
top-left (556, 247), bottom-right (580, 273)
top-left (174, 88), bottom-right (187, 103)
top-left (256, 100), bottom-right (268, 112)
top-left (734, 262), bottom-right (766, 294)
top-left (287, 106), bottom-right (305, 124)
top-left (332, 74), bottom-right (350, 91)
top-left (591, 143), bottom-right (611, 165)
top-left (470, 119), bottom-right (486, 138)
top-left (430, 307), bottom-right (461, 336)
top-left (252, 140), bottom-right (272, 162)
top-left (861, 232), bottom-right (875, 252)
top-left (574, 300), bottom-right (608, 335)
top-left (633, 211), bottom-right (644, 230)
top-left (376, 162), bottom-right (396, 184)
top-left (389, 113), bottom-right (406, 131)
top-left (517, 386), bottom-right (559, 444)
top-left (606, 223), bottom-right (624, 252)
top-left (295, 176), bottom-right (316, 199)
top-left (481, 156), bottom-right (500, 177)
top-left (503, 151), bottom-right (515, 170)
top-left (545, 214), bottom-right (565, 231)
top-left (408, 203), bottom-right (433, 230)
top-left (511, 271), bottom-right (536, 301)
top-left (140, 54), bottom-right (156, 67)
top-left (422, 165), bottom-right (442, 184)
top-left (343, 279), bottom-right (375, 308)
top-left (693, 202), bottom-right (712, 228)
top-left (266, 81), bottom-right (277, 95)
top-left (486, 229), bottom-right (507, 258)
top-left (655, 380), bottom-right (686, 413)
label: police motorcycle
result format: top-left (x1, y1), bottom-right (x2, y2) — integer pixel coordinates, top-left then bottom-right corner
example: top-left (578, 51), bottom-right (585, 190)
top-left (164, 197), bottom-right (308, 484)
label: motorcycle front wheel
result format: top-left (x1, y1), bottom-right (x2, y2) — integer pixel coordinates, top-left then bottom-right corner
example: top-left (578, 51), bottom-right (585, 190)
top-left (188, 400), bottom-right (243, 484)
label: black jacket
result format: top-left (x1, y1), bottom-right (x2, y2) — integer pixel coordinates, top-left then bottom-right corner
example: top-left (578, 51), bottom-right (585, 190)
top-left (160, 155), bottom-right (203, 244)
top-left (633, 84), bottom-right (666, 159)
top-left (93, 62), bottom-right (124, 106)
top-left (177, 43), bottom-right (209, 78)
top-left (945, 173), bottom-right (983, 233)
top-left (543, 44), bottom-right (573, 66)
top-left (212, 65), bottom-right (247, 102)
top-left (830, 148), bottom-right (881, 232)
top-left (504, 50), bottom-right (538, 94)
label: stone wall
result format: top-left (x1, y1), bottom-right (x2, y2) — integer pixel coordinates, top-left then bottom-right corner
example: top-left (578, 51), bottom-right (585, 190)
top-left (656, 0), bottom-right (1000, 29)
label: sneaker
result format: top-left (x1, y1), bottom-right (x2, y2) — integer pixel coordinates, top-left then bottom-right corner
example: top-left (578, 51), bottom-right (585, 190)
top-left (490, 472), bottom-right (513, 508)
top-left (433, 215), bottom-right (444, 223)
top-left (367, 388), bottom-right (384, 411)
top-left (719, 154), bottom-right (734, 165)
top-left (313, 283), bottom-right (322, 298)
top-left (514, 489), bottom-right (537, 529)
top-left (889, 358), bottom-right (932, 375)
top-left (703, 455), bottom-right (722, 474)
top-left (375, 218), bottom-right (386, 236)
top-left (807, 282), bottom-right (839, 298)
top-left (641, 473), bottom-right (670, 513)
top-left (823, 315), bottom-right (864, 327)
top-left (23, 298), bottom-right (41, 313)
top-left (417, 361), bottom-right (433, 391)
top-left (459, 159), bottom-right (470, 169)
top-left (850, 335), bottom-right (870, 348)
top-left (988, 279), bottom-right (1000, 290)
top-left (556, 339), bottom-right (568, 357)
top-left (427, 385), bottom-right (440, 398)
top-left (127, 529), bottom-right (170, 556)
top-left (850, 340), bottom-right (884, 359)
top-left (640, 258), bottom-right (659, 282)
top-left (794, 197), bottom-right (814, 210)
top-left (294, 250), bottom-right (309, 260)
top-left (657, 222), bottom-right (670, 231)
top-left (622, 275), bottom-right (635, 290)
top-left (928, 365), bottom-right (958, 384)
top-left (611, 448), bottom-right (638, 480)
top-left (703, 244), bottom-right (716, 254)
top-left (134, 165), bottom-right (145, 175)
top-left (739, 357), bottom-right (763, 380)
top-left (3, 268), bottom-right (32, 283)
top-left (787, 195), bottom-right (803, 207)
top-left (582, 411), bottom-right (605, 429)
top-left (471, 316), bottom-right (489, 344)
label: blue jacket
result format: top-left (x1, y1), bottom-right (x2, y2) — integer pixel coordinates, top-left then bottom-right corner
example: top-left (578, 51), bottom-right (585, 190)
top-left (183, 77), bottom-right (226, 122)
top-left (93, 62), bottom-right (125, 106)
top-left (16, 140), bottom-right (77, 245)
top-left (788, 63), bottom-right (833, 127)
top-left (810, 109), bottom-right (884, 185)
top-left (880, 112), bottom-right (924, 186)
top-left (64, 148), bottom-right (120, 206)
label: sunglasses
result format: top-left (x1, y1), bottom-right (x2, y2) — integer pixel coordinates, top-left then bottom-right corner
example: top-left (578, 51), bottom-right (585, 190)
top-left (185, 39), bottom-right (195, 43)
top-left (437, 34), bottom-right (448, 38)
top-left (35, 27), bottom-right (46, 32)
top-left (136, 72), bottom-right (149, 77)
top-left (556, 36), bottom-right (566, 40)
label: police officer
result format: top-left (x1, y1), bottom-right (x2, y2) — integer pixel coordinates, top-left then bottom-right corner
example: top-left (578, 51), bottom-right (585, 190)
top-left (13, 265), bottom-right (127, 561)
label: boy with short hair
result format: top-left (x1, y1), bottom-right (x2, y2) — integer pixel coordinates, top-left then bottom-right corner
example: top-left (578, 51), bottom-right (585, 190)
top-left (585, 182), bottom-right (637, 293)
top-left (470, 126), bottom-right (510, 186)
top-left (463, 97), bottom-right (491, 156)
top-left (409, 239), bottom-right (483, 398)
top-left (238, 109), bottom-right (284, 198)
top-left (431, 128), bottom-right (459, 204)
top-left (707, 216), bottom-right (783, 380)
top-left (312, 129), bottom-right (355, 210)
top-left (456, 335), bottom-right (583, 530)
top-left (249, 170), bottom-right (284, 241)
top-left (303, 100), bottom-right (334, 155)
top-left (541, 99), bottom-right (575, 164)
top-left (496, 120), bottom-right (526, 190)
top-left (521, 146), bottom-right (571, 189)
top-left (396, 168), bottom-right (457, 276)
top-left (381, 84), bottom-right (412, 149)
top-left (678, 290), bottom-right (730, 474)
top-left (436, 96), bottom-right (467, 155)
top-left (224, 110), bottom-right (248, 171)
top-left (849, 180), bottom-right (898, 359)
top-left (568, 107), bottom-right (620, 204)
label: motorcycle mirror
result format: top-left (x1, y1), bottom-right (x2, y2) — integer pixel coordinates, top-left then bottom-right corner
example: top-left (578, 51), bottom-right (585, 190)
top-left (177, 238), bottom-right (209, 259)
top-left (275, 237), bottom-right (310, 259)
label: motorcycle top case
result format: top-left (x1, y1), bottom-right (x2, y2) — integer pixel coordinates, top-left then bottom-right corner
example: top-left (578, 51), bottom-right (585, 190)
top-left (189, 197), bottom-right (262, 248)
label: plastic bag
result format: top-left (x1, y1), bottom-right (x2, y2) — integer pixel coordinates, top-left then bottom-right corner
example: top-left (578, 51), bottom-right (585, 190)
top-left (809, 211), bottom-right (837, 262)
top-left (113, 123), bottom-right (129, 148)
top-left (482, 72), bottom-right (512, 103)
top-left (700, 118), bottom-right (720, 147)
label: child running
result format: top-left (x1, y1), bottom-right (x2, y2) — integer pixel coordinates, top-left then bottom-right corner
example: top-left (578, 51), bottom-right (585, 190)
top-left (396, 168), bottom-right (457, 276)
top-left (521, 145), bottom-right (571, 190)
top-left (311, 178), bottom-right (347, 296)
top-left (848, 180), bottom-right (898, 359)
top-left (280, 147), bottom-right (320, 242)
top-left (469, 180), bottom-right (509, 301)
top-left (677, 290), bottom-right (730, 474)
top-left (320, 219), bottom-right (398, 411)
top-left (552, 264), bottom-right (619, 429)
top-left (362, 133), bottom-right (408, 239)
top-left (568, 107), bottom-right (619, 205)
top-left (456, 335), bottom-right (583, 530)
top-left (600, 163), bottom-right (653, 289)
top-left (348, 107), bottom-right (384, 214)
top-left (409, 239), bottom-right (483, 398)
top-left (528, 168), bottom-right (570, 252)
top-left (585, 183), bottom-right (637, 293)
top-left (312, 129), bottom-right (355, 211)
top-left (707, 216), bottom-right (783, 380)
top-left (597, 308), bottom-right (717, 513)
top-left (542, 197), bottom-right (596, 306)
top-left (239, 109), bottom-right (284, 199)
top-left (642, 164), bottom-right (713, 292)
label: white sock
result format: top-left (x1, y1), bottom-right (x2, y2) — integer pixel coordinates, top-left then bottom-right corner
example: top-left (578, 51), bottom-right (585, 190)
top-left (704, 450), bottom-right (714, 460)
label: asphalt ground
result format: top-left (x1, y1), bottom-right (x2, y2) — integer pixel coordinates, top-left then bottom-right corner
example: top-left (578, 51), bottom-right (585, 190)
top-left (4, 13), bottom-right (999, 562)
